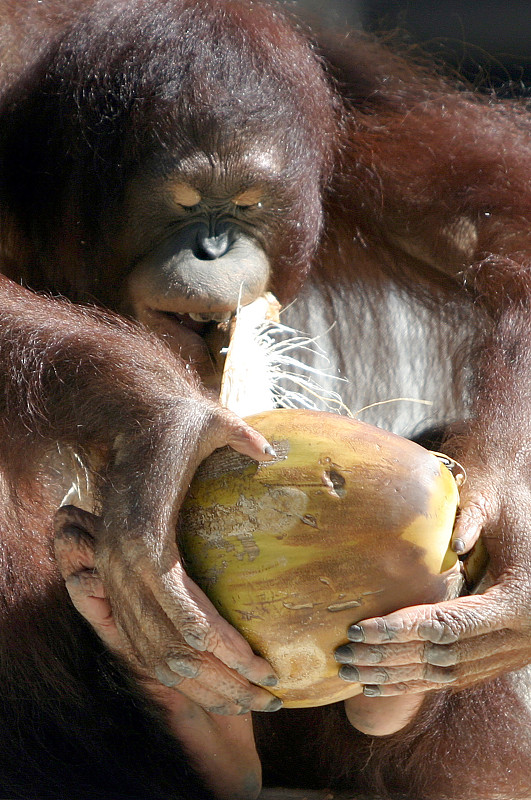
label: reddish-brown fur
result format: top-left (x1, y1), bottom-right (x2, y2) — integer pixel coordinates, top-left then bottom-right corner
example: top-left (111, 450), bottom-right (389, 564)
top-left (1, 1), bottom-right (531, 798)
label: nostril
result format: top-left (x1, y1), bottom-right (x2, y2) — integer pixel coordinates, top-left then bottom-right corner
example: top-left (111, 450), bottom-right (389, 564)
top-left (194, 230), bottom-right (231, 260)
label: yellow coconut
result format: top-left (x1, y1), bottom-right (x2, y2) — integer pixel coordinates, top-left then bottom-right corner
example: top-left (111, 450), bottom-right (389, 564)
top-left (179, 409), bottom-right (463, 708)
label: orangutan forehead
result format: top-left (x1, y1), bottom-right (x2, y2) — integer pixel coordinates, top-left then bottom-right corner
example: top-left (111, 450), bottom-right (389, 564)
top-left (171, 145), bottom-right (286, 185)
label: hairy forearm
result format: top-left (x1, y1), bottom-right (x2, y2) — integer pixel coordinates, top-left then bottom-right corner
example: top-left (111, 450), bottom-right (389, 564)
top-left (0, 278), bottom-right (203, 473)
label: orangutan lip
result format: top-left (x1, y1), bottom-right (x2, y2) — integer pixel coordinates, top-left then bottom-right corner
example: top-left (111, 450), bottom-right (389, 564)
top-left (161, 311), bottom-right (210, 335)
top-left (189, 311), bottom-right (232, 323)
top-left (156, 309), bottom-right (232, 386)
top-left (161, 310), bottom-right (233, 336)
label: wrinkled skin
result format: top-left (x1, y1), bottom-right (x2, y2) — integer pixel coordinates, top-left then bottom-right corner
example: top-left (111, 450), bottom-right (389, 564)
top-left (336, 435), bottom-right (531, 703)
top-left (0, 280), bottom-right (281, 722)
top-left (54, 516), bottom-right (262, 800)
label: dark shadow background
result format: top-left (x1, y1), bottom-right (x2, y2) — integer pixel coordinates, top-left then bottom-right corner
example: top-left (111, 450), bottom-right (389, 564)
top-left (289, 1), bottom-right (531, 94)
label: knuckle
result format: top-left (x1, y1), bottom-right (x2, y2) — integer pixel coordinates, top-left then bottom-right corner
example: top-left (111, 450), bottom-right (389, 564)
top-left (499, 567), bottom-right (531, 600)
top-left (460, 489), bottom-right (496, 521)
top-left (424, 663), bottom-right (457, 683)
top-left (197, 405), bottom-right (255, 457)
top-left (418, 609), bottom-right (461, 644)
top-left (119, 538), bottom-right (150, 568)
top-left (77, 570), bottom-right (102, 594)
top-left (206, 404), bottom-right (241, 435)
top-left (373, 618), bottom-right (397, 641)
top-left (364, 646), bottom-right (383, 664)
top-left (235, 691), bottom-right (255, 711)
top-left (391, 682), bottom-right (410, 694)
top-left (97, 539), bottom-right (147, 580)
top-left (373, 667), bottom-right (391, 683)
top-left (182, 625), bottom-right (209, 651)
top-left (424, 642), bottom-right (459, 666)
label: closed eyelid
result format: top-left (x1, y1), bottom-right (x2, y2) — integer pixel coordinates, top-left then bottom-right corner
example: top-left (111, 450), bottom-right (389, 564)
top-left (232, 187), bottom-right (263, 207)
top-left (170, 182), bottom-right (202, 207)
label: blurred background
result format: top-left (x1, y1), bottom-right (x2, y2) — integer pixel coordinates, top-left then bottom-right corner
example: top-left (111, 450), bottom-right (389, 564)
top-left (288, 1), bottom-right (531, 93)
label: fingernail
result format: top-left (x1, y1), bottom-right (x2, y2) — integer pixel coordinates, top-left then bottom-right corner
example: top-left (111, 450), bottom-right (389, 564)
top-left (154, 666), bottom-right (182, 687)
top-left (339, 665), bottom-right (360, 682)
top-left (167, 657), bottom-right (200, 678)
top-left (263, 697), bottom-right (283, 712)
top-left (452, 538), bottom-right (466, 554)
top-left (334, 644), bottom-right (354, 663)
top-left (183, 630), bottom-right (207, 651)
top-left (207, 705), bottom-right (231, 715)
top-left (363, 685), bottom-right (381, 697)
top-left (263, 443), bottom-right (277, 458)
top-left (348, 624), bottom-right (365, 642)
top-left (257, 674), bottom-right (279, 687)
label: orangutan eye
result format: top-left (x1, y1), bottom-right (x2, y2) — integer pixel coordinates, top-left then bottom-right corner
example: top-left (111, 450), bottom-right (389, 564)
top-left (171, 182), bottom-right (202, 208)
top-left (232, 187), bottom-right (264, 208)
